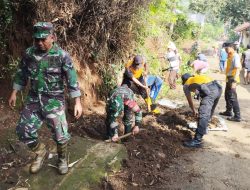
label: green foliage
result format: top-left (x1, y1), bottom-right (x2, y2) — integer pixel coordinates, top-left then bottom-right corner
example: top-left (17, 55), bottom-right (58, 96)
top-left (189, 0), bottom-right (250, 28)
top-left (132, 0), bottom-right (202, 98)
top-left (189, 0), bottom-right (226, 22)
top-left (200, 22), bottom-right (224, 41)
top-left (97, 63), bottom-right (123, 98)
top-left (0, 56), bottom-right (19, 79)
top-left (179, 50), bottom-right (192, 74)
top-left (227, 29), bottom-right (239, 42)
top-left (136, 0), bottom-right (179, 40)
top-left (172, 14), bottom-right (200, 41)
top-left (0, 0), bottom-right (12, 52)
top-left (220, 0), bottom-right (250, 28)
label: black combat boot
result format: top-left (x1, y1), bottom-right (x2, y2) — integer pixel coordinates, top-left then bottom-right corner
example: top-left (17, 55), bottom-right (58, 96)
top-left (57, 143), bottom-right (68, 175)
top-left (227, 116), bottom-right (241, 122)
top-left (219, 111), bottom-right (233, 117)
top-left (183, 133), bottom-right (203, 148)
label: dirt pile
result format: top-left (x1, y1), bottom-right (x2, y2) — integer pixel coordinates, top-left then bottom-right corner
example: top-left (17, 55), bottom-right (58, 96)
top-left (0, 98), bottom-right (200, 190)
top-left (101, 107), bottom-right (195, 189)
top-left (101, 107), bottom-right (221, 189)
top-left (70, 114), bottom-right (107, 140)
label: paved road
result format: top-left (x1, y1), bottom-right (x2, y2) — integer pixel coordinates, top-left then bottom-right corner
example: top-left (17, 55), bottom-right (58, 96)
top-left (167, 56), bottom-right (250, 190)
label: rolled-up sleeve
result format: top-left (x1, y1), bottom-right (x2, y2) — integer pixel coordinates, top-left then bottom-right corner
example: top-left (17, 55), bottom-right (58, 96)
top-left (124, 99), bottom-right (142, 127)
top-left (62, 52), bottom-right (81, 98)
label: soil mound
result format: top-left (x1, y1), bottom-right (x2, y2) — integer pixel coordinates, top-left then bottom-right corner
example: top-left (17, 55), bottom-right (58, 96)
top-left (102, 107), bottom-right (195, 189)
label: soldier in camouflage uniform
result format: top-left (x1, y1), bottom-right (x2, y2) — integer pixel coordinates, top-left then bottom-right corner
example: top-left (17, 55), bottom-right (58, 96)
top-left (8, 22), bottom-right (82, 175)
top-left (106, 84), bottom-right (142, 142)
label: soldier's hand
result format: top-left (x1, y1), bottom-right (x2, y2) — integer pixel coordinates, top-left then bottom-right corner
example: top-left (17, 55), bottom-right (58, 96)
top-left (8, 90), bottom-right (17, 109)
top-left (132, 126), bottom-right (140, 135)
top-left (74, 97), bottom-right (83, 119)
top-left (111, 134), bottom-right (119, 142)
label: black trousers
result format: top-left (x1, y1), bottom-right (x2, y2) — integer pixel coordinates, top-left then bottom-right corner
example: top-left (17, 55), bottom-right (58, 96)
top-left (122, 76), bottom-right (147, 99)
top-left (224, 80), bottom-right (241, 118)
top-left (197, 81), bottom-right (222, 135)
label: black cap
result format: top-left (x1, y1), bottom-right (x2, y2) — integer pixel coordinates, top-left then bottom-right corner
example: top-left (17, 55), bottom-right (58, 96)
top-left (133, 55), bottom-right (143, 65)
top-left (181, 73), bottom-right (192, 85)
top-left (223, 42), bottom-right (235, 48)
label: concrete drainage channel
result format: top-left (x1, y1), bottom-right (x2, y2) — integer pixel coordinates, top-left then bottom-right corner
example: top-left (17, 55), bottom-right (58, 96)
top-left (11, 136), bottom-right (127, 190)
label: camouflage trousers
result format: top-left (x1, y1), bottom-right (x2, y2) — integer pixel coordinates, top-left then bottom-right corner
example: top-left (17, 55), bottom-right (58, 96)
top-left (16, 97), bottom-right (70, 147)
top-left (106, 105), bottom-right (134, 138)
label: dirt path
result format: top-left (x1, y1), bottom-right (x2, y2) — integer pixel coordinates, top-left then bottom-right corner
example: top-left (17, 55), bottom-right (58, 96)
top-left (1, 55), bottom-right (249, 190)
top-left (166, 56), bottom-right (250, 190)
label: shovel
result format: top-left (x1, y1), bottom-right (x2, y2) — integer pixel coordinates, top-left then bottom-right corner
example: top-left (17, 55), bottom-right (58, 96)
top-left (105, 128), bottom-right (146, 143)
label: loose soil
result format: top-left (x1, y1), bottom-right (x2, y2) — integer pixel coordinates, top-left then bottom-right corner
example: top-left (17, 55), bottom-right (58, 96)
top-left (0, 88), bottom-right (221, 190)
top-left (0, 90), bottom-right (199, 190)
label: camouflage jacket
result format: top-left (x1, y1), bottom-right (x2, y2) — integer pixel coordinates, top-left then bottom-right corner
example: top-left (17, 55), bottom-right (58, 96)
top-left (107, 85), bottom-right (142, 125)
top-left (13, 43), bottom-right (81, 102)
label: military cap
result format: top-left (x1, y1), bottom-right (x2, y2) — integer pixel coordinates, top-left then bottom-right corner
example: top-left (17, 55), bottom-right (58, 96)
top-left (33, 22), bottom-right (54, 39)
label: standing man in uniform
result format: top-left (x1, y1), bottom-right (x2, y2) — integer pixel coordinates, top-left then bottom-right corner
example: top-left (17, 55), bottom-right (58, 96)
top-left (106, 84), bottom-right (142, 142)
top-left (182, 73), bottom-right (222, 148)
top-left (8, 22), bottom-right (82, 174)
top-left (219, 43), bottom-right (241, 122)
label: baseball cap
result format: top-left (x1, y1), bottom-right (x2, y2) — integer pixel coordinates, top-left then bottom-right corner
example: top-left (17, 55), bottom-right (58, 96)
top-left (133, 55), bottom-right (143, 65)
top-left (181, 73), bottom-right (192, 85)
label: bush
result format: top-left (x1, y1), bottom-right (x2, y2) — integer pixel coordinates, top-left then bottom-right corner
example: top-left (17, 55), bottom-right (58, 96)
top-left (0, 0), bottom-right (12, 53)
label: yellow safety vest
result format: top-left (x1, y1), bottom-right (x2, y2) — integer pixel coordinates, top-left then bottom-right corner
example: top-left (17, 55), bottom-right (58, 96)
top-left (185, 75), bottom-right (213, 85)
top-left (225, 53), bottom-right (240, 83)
top-left (125, 60), bottom-right (145, 79)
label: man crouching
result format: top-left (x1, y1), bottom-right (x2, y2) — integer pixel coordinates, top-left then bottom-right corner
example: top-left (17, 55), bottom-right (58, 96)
top-left (106, 84), bottom-right (142, 142)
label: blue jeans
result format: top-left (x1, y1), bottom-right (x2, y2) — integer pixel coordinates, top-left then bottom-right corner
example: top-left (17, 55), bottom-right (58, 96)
top-left (146, 75), bottom-right (163, 101)
top-left (219, 60), bottom-right (226, 71)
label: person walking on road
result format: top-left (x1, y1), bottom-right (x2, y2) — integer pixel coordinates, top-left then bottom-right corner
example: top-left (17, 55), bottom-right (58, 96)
top-left (219, 43), bottom-right (241, 122)
top-left (8, 22), bottom-right (83, 175)
top-left (219, 45), bottom-right (228, 73)
top-left (242, 44), bottom-right (250, 85)
top-left (182, 74), bottom-right (222, 148)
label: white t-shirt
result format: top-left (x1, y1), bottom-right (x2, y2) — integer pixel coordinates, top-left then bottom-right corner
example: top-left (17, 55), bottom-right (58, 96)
top-left (165, 51), bottom-right (180, 71)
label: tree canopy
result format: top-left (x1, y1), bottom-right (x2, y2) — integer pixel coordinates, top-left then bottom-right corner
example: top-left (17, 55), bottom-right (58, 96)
top-left (220, 0), bottom-right (250, 28)
top-left (189, 0), bottom-right (250, 27)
